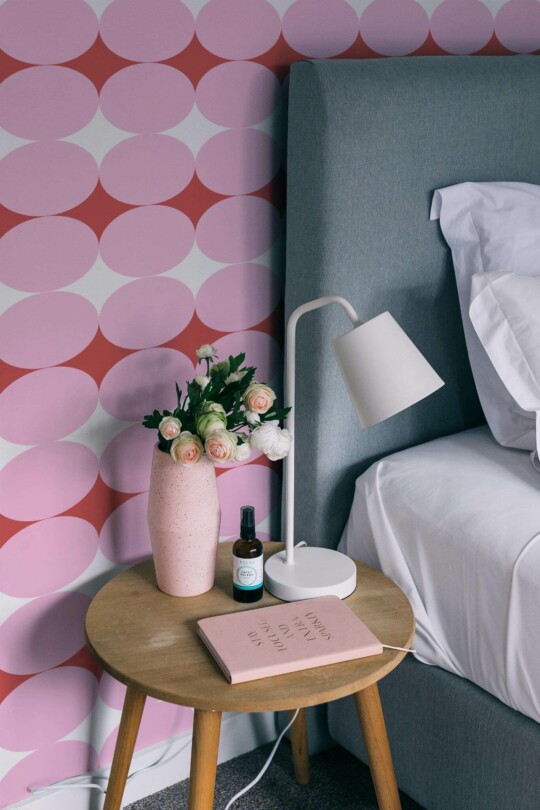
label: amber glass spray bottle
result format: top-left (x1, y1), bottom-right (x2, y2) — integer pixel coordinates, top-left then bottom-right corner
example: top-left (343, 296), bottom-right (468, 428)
top-left (232, 505), bottom-right (263, 603)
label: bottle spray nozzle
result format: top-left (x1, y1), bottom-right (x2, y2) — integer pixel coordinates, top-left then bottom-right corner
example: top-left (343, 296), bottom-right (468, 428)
top-left (240, 505), bottom-right (256, 539)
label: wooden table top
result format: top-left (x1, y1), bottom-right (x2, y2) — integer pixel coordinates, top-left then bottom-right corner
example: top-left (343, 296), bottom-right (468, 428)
top-left (85, 542), bottom-right (414, 713)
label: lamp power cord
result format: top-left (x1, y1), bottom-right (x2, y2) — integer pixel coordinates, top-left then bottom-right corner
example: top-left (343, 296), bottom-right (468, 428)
top-left (28, 710), bottom-right (300, 809)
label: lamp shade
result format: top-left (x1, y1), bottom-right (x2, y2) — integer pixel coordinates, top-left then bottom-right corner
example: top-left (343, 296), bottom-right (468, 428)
top-left (333, 311), bottom-right (444, 428)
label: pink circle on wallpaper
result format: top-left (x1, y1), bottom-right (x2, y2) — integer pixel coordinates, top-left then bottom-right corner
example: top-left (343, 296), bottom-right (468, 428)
top-left (196, 0), bottom-right (281, 60)
top-left (282, 0), bottom-right (358, 58)
top-left (100, 348), bottom-right (194, 421)
top-left (0, 141), bottom-right (98, 216)
top-left (0, 591), bottom-right (91, 674)
top-left (196, 130), bottom-right (280, 196)
top-left (0, 66), bottom-right (98, 140)
top-left (212, 330), bottom-right (280, 385)
top-left (0, 292), bottom-right (98, 369)
top-left (196, 62), bottom-right (281, 128)
top-left (217, 464), bottom-right (280, 536)
top-left (100, 205), bottom-right (194, 277)
top-left (196, 197), bottom-right (281, 264)
top-left (100, 135), bottom-right (194, 206)
top-left (197, 263), bottom-right (281, 332)
top-left (100, 64), bottom-right (194, 134)
top-left (0, 667), bottom-right (98, 751)
top-left (360, 0), bottom-right (429, 56)
top-left (495, 0), bottom-right (540, 53)
top-left (100, 277), bottom-right (195, 350)
top-left (100, 698), bottom-right (192, 765)
top-left (0, 368), bottom-right (98, 444)
top-left (99, 492), bottom-right (151, 565)
top-left (0, 741), bottom-right (97, 807)
top-left (0, 0), bottom-right (98, 65)
top-left (0, 517), bottom-right (98, 598)
top-left (0, 443), bottom-right (98, 522)
top-left (100, 0), bottom-right (194, 62)
top-left (431, 0), bottom-right (493, 54)
top-left (100, 423), bottom-right (157, 494)
top-left (0, 216), bottom-right (98, 292)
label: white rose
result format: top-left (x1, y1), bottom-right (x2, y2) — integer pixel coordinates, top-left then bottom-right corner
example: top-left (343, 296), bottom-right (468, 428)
top-left (267, 429), bottom-right (292, 461)
top-left (234, 440), bottom-right (252, 462)
top-left (158, 416), bottom-right (182, 440)
top-left (245, 410), bottom-right (261, 426)
top-left (196, 344), bottom-right (216, 360)
top-left (195, 375), bottom-right (210, 389)
top-left (250, 421), bottom-right (291, 461)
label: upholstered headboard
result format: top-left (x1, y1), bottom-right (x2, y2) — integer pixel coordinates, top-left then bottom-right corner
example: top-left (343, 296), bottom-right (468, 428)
top-left (286, 55), bottom-right (540, 549)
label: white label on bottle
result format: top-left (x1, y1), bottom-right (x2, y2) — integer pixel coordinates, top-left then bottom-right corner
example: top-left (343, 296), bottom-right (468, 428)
top-left (233, 555), bottom-right (263, 590)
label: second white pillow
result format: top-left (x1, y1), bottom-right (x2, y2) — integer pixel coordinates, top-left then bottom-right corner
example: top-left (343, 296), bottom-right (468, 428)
top-left (469, 271), bottom-right (540, 457)
top-left (431, 181), bottom-right (540, 450)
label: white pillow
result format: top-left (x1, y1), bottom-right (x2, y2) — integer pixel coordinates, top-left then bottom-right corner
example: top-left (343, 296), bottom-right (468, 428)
top-left (469, 272), bottom-right (540, 457)
top-left (430, 181), bottom-right (540, 450)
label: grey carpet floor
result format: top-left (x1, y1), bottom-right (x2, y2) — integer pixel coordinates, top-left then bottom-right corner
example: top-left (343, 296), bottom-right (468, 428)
top-left (127, 741), bottom-right (424, 809)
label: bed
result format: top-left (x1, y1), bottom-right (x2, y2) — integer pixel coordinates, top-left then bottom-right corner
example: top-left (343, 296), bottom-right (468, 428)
top-left (285, 56), bottom-right (540, 809)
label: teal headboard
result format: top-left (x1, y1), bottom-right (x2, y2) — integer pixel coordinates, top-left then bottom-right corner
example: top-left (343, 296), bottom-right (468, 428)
top-left (285, 55), bottom-right (540, 548)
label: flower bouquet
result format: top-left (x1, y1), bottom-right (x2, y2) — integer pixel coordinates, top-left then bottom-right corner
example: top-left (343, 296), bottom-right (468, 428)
top-left (142, 343), bottom-right (291, 465)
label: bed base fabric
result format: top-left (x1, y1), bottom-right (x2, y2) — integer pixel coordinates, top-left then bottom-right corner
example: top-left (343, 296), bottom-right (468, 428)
top-left (329, 656), bottom-right (540, 810)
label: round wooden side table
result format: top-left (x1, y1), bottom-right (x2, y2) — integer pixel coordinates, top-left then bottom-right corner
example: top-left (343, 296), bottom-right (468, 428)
top-left (85, 542), bottom-right (414, 810)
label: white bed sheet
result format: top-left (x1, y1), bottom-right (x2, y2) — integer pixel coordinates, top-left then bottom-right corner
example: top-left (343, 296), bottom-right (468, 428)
top-left (339, 426), bottom-right (540, 724)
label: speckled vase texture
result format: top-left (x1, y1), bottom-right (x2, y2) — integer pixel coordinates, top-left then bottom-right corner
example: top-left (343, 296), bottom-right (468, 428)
top-left (147, 446), bottom-right (221, 597)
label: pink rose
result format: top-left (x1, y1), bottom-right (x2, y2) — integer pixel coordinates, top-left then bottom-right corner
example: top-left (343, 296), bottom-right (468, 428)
top-left (243, 383), bottom-right (275, 414)
top-left (205, 430), bottom-right (237, 463)
top-left (159, 416), bottom-right (181, 440)
top-left (170, 432), bottom-right (203, 466)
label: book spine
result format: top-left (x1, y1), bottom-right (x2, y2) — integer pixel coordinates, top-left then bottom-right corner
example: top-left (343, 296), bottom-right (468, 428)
top-left (197, 628), bottom-right (233, 683)
top-left (229, 644), bottom-right (383, 684)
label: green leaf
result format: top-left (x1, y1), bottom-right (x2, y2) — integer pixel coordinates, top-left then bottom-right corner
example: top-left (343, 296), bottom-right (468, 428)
top-left (142, 411), bottom-right (162, 429)
top-left (158, 435), bottom-right (171, 452)
top-left (228, 352), bottom-right (245, 374)
top-left (262, 406), bottom-right (292, 423)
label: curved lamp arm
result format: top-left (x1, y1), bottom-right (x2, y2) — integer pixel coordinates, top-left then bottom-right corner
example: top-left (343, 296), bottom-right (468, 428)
top-left (284, 296), bottom-right (360, 565)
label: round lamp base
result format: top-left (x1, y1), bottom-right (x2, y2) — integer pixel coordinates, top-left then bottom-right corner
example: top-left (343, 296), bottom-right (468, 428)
top-left (264, 547), bottom-right (357, 602)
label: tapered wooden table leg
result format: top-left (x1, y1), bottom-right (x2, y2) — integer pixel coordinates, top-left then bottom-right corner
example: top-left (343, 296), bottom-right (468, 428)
top-left (354, 684), bottom-right (401, 810)
top-left (188, 709), bottom-right (222, 810)
top-left (103, 687), bottom-right (146, 810)
top-left (288, 708), bottom-right (310, 785)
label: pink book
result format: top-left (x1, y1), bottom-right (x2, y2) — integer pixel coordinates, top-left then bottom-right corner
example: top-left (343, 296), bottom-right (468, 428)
top-left (197, 595), bottom-right (383, 684)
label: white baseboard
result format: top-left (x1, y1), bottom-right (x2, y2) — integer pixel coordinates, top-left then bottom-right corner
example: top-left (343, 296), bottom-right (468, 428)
top-left (8, 712), bottom-right (278, 810)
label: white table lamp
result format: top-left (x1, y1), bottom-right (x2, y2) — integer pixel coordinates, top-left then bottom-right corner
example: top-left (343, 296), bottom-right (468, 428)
top-left (264, 296), bottom-right (444, 602)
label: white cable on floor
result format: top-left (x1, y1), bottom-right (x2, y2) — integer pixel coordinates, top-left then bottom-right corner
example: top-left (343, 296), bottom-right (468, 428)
top-left (223, 707), bottom-right (300, 810)
top-left (29, 783), bottom-right (106, 793)
top-left (126, 736), bottom-right (192, 782)
top-left (28, 736), bottom-right (193, 796)
top-left (30, 711), bottom-right (299, 808)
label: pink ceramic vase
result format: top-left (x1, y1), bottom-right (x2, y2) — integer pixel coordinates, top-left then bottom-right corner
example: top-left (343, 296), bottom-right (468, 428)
top-left (147, 446), bottom-right (221, 597)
